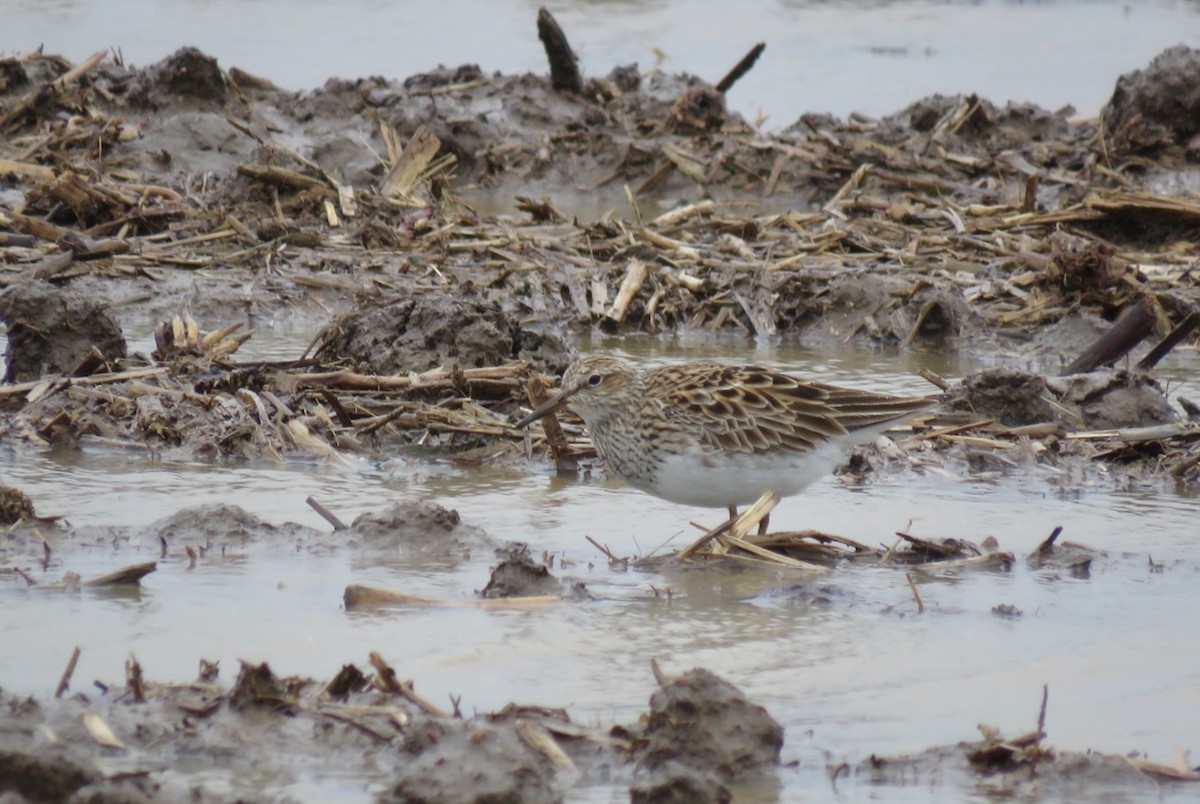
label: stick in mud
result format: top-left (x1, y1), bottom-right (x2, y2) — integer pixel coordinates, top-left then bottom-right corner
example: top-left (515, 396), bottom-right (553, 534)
top-left (40, 535), bottom-right (51, 571)
top-left (1031, 525), bottom-right (1064, 559)
top-left (1138, 310), bottom-right (1200, 371)
top-left (905, 572), bottom-right (925, 614)
top-left (1061, 297), bottom-right (1156, 375)
top-left (715, 42), bottom-right (766, 94)
top-left (126, 654), bottom-right (146, 704)
top-left (306, 496), bottom-right (347, 531)
top-left (55, 646), bottom-right (81, 699)
top-left (536, 7), bottom-right (583, 94)
top-left (676, 513), bottom-right (737, 561)
top-left (368, 651), bottom-right (449, 718)
top-left (1030, 684), bottom-right (1049, 779)
top-left (650, 657), bottom-right (669, 687)
top-left (584, 535), bottom-right (624, 564)
top-left (84, 562), bottom-right (157, 587)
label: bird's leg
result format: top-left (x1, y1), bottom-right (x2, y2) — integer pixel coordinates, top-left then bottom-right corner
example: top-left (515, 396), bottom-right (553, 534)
top-left (727, 505), bottom-right (737, 522)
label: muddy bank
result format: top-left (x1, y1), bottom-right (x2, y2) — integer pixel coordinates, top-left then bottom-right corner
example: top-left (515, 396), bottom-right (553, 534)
top-left (1, 38), bottom-right (1198, 354)
top-left (0, 641), bottom-right (1192, 801)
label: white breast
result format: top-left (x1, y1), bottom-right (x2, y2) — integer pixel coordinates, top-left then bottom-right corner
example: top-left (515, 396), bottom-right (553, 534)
top-left (633, 438), bottom-right (852, 508)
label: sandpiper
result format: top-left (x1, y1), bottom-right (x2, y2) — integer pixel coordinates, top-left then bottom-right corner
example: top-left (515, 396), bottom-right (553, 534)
top-left (515, 355), bottom-right (935, 531)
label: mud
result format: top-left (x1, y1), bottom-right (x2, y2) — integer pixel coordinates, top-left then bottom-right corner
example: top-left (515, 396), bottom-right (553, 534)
top-left (0, 281), bottom-right (126, 383)
top-left (1104, 44), bottom-right (1200, 156)
top-left (348, 502), bottom-right (491, 564)
top-left (313, 290), bottom-right (572, 375)
top-left (860, 738), bottom-right (1160, 799)
top-left (2, 625), bottom-right (1179, 803)
top-left (387, 720), bottom-right (560, 803)
top-left (635, 668), bottom-right (783, 782)
top-left (480, 543), bottom-right (587, 599)
top-left (0, 643), bottom-right (780, 804)
top-left (3, 23), bottom-right (1200, 804)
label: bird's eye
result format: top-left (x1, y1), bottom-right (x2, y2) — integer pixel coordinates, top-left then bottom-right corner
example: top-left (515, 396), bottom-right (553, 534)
top-left (587, 373), bottom-right (603, 387)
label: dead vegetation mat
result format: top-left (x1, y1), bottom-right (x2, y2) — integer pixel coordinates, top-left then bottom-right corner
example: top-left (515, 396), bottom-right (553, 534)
top-left (2, 40), bottom-right (1200, 474)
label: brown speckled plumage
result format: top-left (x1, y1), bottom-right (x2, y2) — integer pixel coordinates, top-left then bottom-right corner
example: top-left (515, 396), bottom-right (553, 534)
top-left (517, 355), bottom-right (935, 513)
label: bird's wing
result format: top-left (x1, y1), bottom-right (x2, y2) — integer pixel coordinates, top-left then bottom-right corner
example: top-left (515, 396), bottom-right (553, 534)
top-left (650, 364), bottom-right (932, 455)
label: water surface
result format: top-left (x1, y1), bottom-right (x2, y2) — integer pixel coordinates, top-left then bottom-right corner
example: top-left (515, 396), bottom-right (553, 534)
top-left (2, 343), bottom-right (1197, 800)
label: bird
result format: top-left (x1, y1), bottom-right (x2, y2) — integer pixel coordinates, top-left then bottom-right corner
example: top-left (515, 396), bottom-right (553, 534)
top-left (515, 355), bottom-right (936, 533)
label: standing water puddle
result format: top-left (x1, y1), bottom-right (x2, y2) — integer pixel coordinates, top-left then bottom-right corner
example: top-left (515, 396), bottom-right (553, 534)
top-left (2, 342), bottom-right (1197, 800)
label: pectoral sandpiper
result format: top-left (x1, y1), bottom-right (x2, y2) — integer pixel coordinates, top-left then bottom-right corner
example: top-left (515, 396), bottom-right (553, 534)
top-left (515, 355), bottom-right (936, 532)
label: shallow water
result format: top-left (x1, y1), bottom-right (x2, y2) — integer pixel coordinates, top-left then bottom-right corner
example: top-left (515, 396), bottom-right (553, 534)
top-left (7, 0), bottom-right (1198, 125)
top-left (2, 338), bottom-right (1198, 800)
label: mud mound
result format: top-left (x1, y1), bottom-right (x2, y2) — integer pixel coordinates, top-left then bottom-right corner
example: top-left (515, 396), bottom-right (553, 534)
top-left (1046, 371), bottom-right (1177, 430)
top-left (480, 543), bottom-right (586, 599)
top-left (348, 501), bottom-right (491, 560)
top-left (388, 721), bottom-right (560, 804)
top-left (862, 738), bottom-right (1159, 799)
top-left (141, 503), bottom-right (320, 546)
top-left (0, 485), bottom-right (35, 525)
top-left (631, 761), bottom-right (731, 803)
top-left (887, 94), bottom-right (1074, 151)
top-left (128, 46), bottom-right (227, 109)
top-left (776, 272), bottom-right (972, 346)
top-left (949, 367), bottom-right (1177, 430)
top-left (1103, 45), bottom-right (1200, 155)
top-left (0, 748), bottom-right (101, 802)
top-left (314, 290), bottom-right (572, 375)
top-left (948, 368), bottom-right (1061, 426)
top-left (635, 668), bottom-right (782, 783)
top-left (0, 280), bottom-right (126, 383)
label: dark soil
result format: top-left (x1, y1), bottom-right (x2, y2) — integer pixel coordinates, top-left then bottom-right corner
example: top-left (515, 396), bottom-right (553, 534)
top-left (480, 543), bottom-right (589, 599)
top-left (0, 280), bottom-right (126, 383)
top-left (1103, 44), bottom-right (1200, 156)
top-left (634, 668), bottom-right (783, 782)
top-left (313, 289), bottom-right (573, 375)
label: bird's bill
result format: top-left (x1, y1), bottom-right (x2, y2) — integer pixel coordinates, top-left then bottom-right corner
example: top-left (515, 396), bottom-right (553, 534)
top-left (514, 390), bottom-right (572, 429)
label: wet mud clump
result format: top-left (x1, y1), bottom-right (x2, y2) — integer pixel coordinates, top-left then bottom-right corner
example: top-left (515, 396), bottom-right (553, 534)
top-left (141, 503), bottom-right (320, 548)
top-left (480, 543), bottom-right (587, 599)
top-left (388, 721), bottom-right (560, 804)
top-left (778, 272), bottom-right (973, 346)
top-left (1103, 44), bottom-right (1200, 155)
top-left (948, 368), bottom-right (1060, 426)
top-left (1045, 231), bottom-right (1126, 298)
top-left (632, 668), bottom-right (783, 793)
top-left (1046, 371), bottom-right (1178, 430)
top-left (0, 652), bottom-right (792, 803)
top-left (888, 93), bottom-right (1074, 151)
top-left (348, 501), bottom-right (491, 562)
top-left (229, 660), bottom-right (294, 712)
top-left (0, 280), bottom-right (126, 383)
top-left (128, 46), bottom-right (227, 109)
top-left (0, 485), bottom-right (35, 525)
top-left (863, 727), bottom-right (1161, 799)
top-left (313, 291), bottom-right (572, 375)
top-left (0, 748), bottom-right (102, 802)
top-left (949, 367), bottom-right (1177, 430)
